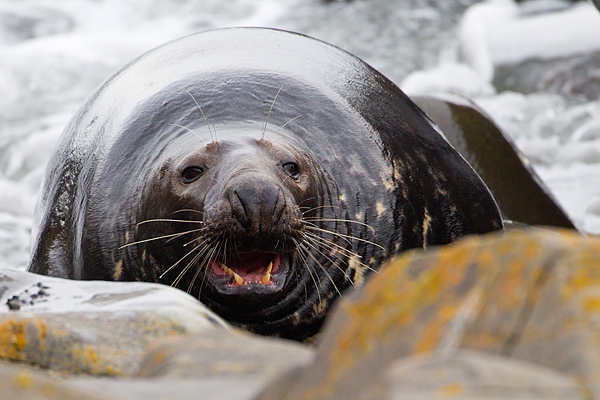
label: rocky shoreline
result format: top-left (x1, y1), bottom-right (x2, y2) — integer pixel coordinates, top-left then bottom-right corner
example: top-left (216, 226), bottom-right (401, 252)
top-left (2, 228), bottom-right (599, 399)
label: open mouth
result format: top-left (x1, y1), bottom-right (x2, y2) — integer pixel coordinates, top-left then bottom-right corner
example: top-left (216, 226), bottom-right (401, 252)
top-left (210, 252), bottom-right (285, 288)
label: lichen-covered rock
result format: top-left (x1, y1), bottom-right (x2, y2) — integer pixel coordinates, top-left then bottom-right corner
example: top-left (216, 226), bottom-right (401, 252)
top-left (5, 229), bottom-right (600, 399)
top-left (132, 329), bottom-right (314, 399)
top-left (385, 349), bottom-right (582, 400)
top-left (0, 329), bottom-right (314, 400)
top-left (0, 269), bottom-right (228, 375)
top-left (138, 329), bottom-right (313, 379)
top-left (256, 228), bottom-right (600, 399)
top-left (0, 360), bottom-right (105, 400)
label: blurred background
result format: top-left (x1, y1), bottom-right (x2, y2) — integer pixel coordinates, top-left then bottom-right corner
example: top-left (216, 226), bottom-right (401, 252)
top-left (0, 0), bottom-right (599, 270)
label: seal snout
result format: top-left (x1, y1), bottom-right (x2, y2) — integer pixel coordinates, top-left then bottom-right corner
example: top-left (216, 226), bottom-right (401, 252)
top-left (229, 179), bottom-right (286, 234)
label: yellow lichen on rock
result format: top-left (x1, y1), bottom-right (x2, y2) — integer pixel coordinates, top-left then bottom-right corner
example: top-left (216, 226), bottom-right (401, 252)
top-left (12, 370), bottom-right (34, 389)
top-left (279, 228), bottom-right (600, 400)
top-left (438, 382), bottom-right (464, 397)
top-left (0, 319), bottom-right (30, 361)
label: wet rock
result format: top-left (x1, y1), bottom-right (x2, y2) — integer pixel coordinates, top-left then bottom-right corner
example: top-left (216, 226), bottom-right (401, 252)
top-left (536, 52), bottom-right (600, 101)
top-left (0, 269), bottom-right (228, 375)
top-left (257, 228), bottom-right (600, 399)
top-left (411, 92), bottom-right (575, 229)
top-left (0, 4), bottom-right (74, 45)
top-left (459, 1), bottom-right (600, 99)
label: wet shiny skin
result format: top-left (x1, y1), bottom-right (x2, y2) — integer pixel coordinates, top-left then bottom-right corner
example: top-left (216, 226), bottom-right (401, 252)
top-left (28, 28), bottom-right (501, 341)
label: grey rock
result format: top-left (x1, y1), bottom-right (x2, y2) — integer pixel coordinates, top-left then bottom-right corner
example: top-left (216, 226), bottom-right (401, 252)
top-left (0, 329), bottom-right (315, 400)
top-left (0, 269), bottom-right (228, 375)
top-left (386, 350), bottom-right (583, 399)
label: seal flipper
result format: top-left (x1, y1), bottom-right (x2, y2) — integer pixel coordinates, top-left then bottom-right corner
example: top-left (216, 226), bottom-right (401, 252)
top-left (412, 92), bottom-right (577, 230)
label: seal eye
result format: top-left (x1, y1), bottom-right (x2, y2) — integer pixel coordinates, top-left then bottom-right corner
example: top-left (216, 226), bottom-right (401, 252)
top-left (181, 166), bottom-right (204, 183)
top-left (282, 162), bottom-right (300, 179)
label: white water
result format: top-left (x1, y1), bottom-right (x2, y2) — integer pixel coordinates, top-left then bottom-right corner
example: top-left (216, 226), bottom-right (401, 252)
top-left (0, 0), bottom-right (598, 270)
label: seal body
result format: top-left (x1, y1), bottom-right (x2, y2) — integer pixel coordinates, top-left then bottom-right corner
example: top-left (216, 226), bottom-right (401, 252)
top-left (28, 28), bottom-right (502, 341)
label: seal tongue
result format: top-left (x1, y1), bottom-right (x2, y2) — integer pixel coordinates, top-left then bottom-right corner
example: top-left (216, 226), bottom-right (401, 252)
top-left (212, 253), bottom-right (281, 286)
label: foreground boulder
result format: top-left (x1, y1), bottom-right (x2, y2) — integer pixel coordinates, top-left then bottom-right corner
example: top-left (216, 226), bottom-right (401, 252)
top-left (257, 228), bottom-right (600, 399)
top-left (0, 270), bottom-right (313, 400)
top-left (0, 330), bottom-right (314, 400)
top-left (0, 269), bottom-right (228, 375)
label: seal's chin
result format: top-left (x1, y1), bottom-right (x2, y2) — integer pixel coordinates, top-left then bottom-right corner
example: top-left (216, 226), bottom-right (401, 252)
top-left (209, 252), bottom-right (288, 295)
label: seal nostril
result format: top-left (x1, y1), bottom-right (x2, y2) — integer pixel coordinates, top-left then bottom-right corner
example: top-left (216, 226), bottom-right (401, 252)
top-left (272, 187), bottom-right (286, 223)
top-left (233, 188), bottom-right (250, 219)
top-left (230, 182), bottom-right (285, 233)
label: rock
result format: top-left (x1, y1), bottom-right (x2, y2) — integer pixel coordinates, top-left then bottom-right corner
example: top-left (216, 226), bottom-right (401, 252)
top-left (256, 228), bottom-right (600, 399)
top-left (385, 349), bottom-right (582, 400)
top-left (459, 1), bottom-right (600, 98)
top-left (0, 270), bottom-right (312, 399)
top-left (0, 269), bottom-right (228, 375)
top-left (0, 360), bottom-right (104, 400)
top-left (5, 229), bottom-right (600, 399)
top-left (411, 92), bottom-right (575, 229)
top-left (0, 329), bottom-right (314, 400)
top-left (137, 329), bottom-right (313, 379)
top-left (0, 4), bottom-right (74, 45)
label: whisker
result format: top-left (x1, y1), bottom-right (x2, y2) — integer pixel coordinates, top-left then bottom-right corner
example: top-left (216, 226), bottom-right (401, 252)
top-left (304, 217), bottom-right (376, 234)
top-left (304, 236), bottom-right (344, 272)
top-left (304, 224), bottom-right (386, 252)
top-left (182, 234), bottom-right (205, 247)
top-left (300, 204), bottom-right (343, 215)
top-left (167, 244), bottom-right (206, 286)
top-left (187, 240), bottom-right (220, 294)
top-left (187, 90), bottom-right (216, 142)
top-left (294, 248), bottom-right (309, 304)
top-left (119, 227), bottom-right (208, 249)
top-left (262, 84), bottom-right (284, 140)
top-left (159, 236), bottom-right (212, 279)
top-left (136, 218), bottom-right (205, 226)
top-left (298, 245), bottom-right (323, 303)
top-left (303, 228), bottom-right (377, 272)
top-left (165, 227), bottom-right (211, 245)
top-left (172, 252), bottom-right (199, 289)
top-left (197, 234), bottom-right (225, 298)
top-left (281, 114), bottom-right (303, 129)
top-left (173, 237), bottom-right (217, 290)
top-left (313, 238), bottom-right (377, 276)
top-left (172, 209), bottom-right (204, 216)
top-left (294, 239), bottom-right (322, 306)
top-left (292, 247), bottom-right (309, 303)
top-left (302, 232), bottom-right (368, 284)
top-left (169, 123), bottom-right (207, 144)
top-left (299, 238), bottom-right (345, 295)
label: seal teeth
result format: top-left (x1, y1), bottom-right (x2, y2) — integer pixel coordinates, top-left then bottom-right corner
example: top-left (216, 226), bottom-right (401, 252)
top-left (262, 261), bottom-right (273, 285)
top-left (233, 273), bottom-right (244, 286)
top-left (219, 262), bottom-right (245, 285)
